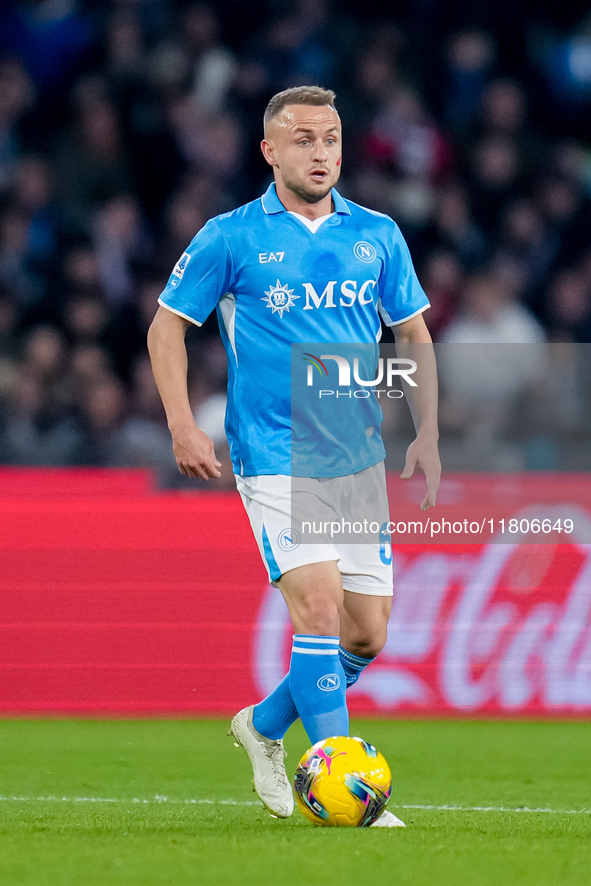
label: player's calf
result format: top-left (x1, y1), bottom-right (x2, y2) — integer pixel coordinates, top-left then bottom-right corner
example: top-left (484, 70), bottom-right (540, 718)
top-left (288, 634), bottom-right (349, 744)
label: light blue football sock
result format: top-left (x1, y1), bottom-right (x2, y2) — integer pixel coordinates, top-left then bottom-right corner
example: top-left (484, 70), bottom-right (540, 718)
top-left (252, 674), bottom-right (298, 741)
top-left (338, 646), bottom-right (374, 687)
top-left (252, 643), bottom-right (373, 741)
top-left (289, 634), bottom-right (348, 745)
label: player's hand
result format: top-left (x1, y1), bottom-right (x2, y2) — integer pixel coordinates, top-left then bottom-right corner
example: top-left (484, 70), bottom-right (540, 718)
top-left (171, 423), bottom-right (222, 480)
top-left (400, 434), bottom-right (441, 510)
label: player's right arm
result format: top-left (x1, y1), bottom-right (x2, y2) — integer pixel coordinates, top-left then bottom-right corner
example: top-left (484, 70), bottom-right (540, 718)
top-left (147, 306), bottom-right (221, 480)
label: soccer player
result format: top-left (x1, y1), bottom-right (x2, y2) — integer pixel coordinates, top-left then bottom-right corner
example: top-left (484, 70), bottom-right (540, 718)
top-left (148, 86), bottom-right (440, 827)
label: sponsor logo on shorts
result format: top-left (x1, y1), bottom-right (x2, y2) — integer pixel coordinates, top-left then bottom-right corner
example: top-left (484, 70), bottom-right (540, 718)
top-left (277, 527), bottom-right (301, 551)
top-left (317, 673), bottom-right (341, 691)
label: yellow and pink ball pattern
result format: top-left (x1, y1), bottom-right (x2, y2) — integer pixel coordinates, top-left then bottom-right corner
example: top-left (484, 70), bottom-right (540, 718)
top-left (293, 735), bottom-right (392, 827)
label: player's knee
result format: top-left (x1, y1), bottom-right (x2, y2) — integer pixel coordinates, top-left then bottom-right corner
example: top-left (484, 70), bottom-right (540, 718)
top-left (297, 597), bottom-right (340, 637)
top-left (346, 625), bottom-right (387, 660)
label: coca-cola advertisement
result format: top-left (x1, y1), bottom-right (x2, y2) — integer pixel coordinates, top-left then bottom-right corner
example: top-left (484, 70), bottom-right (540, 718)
top-left (1, 468), bottom-right (590, 717)
top-left (255, 540), bottom-right (591, 714)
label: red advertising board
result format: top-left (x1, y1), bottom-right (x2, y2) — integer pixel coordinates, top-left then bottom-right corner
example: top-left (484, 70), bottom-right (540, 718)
top-left (0, 469), bottom-right (590, 716)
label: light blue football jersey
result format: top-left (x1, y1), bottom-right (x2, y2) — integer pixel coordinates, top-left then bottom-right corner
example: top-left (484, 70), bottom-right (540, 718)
top-left (158, 183), bottom-right (429, 477)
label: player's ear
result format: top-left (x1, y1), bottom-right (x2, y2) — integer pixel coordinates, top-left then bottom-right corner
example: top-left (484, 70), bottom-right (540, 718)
top-left (261, 139), bottom-right (277, 167)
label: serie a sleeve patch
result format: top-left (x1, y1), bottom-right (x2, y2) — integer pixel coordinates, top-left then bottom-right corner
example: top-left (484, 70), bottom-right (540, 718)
top-left (172, 251), bottom-right (191, 280)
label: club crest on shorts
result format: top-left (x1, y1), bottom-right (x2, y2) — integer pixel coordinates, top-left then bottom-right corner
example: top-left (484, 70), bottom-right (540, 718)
top-left (277, 527), bottom-right (301, 551)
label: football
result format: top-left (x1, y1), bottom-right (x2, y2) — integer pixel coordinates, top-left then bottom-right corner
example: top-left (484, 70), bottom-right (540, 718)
top-left (293, 735), bottom-right (392, 827)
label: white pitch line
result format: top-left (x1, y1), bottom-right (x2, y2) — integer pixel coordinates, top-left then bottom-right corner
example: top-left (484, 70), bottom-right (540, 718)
top-left (0, 795), bottom-right (589, 815)
top-left (0, 795), bottom-right (259, 806)
top-left (400, 804), bottom-right (591, 815)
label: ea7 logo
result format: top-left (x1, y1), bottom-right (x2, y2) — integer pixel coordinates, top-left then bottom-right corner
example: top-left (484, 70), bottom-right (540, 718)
top-left (259, 252), bottom-right (285, 263)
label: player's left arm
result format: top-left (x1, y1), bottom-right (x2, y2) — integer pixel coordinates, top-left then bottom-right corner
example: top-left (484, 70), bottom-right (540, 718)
top-left (393, 311), bottom-right (441, 510)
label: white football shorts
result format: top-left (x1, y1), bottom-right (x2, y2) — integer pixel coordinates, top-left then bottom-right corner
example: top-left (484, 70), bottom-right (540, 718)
top-left (235, 462), bottom-right (393, 597)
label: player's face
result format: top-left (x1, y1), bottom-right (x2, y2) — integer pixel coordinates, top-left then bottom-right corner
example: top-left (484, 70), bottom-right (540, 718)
top-left (262, 104), bottom-right (342, 204)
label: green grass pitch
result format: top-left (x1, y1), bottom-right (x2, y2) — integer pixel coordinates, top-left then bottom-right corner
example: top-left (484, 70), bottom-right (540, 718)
top-left (0, 718), bottom-right (589, 885)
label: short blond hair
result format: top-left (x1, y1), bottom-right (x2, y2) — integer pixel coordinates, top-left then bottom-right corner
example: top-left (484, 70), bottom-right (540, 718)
top-left (263, 85), bottom-right (337, 130)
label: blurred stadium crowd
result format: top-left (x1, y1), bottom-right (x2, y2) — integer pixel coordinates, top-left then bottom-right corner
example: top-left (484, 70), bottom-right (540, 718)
top-left (0, 0), bottom-right (590, 483)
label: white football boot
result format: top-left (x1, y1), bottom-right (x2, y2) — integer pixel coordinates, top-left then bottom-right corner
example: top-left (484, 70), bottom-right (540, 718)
top-left (370, 809), bottom-right (406, 828)
top-left (228, 705), bottom-right (294, 818)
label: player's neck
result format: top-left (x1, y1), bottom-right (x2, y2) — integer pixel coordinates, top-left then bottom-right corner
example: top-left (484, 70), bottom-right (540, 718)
top-left (274, 181), bottom-right (334, 220)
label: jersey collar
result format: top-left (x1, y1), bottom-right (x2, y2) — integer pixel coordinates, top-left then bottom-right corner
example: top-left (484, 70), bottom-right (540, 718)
top-left (261, 182), bottom-right (351, 216)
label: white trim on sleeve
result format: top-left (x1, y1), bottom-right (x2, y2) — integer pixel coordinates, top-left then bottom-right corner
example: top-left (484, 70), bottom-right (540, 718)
top-left (378, 301), bottom-right (429, 328)
top-left (157, 298), bottom-right (203, 326)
